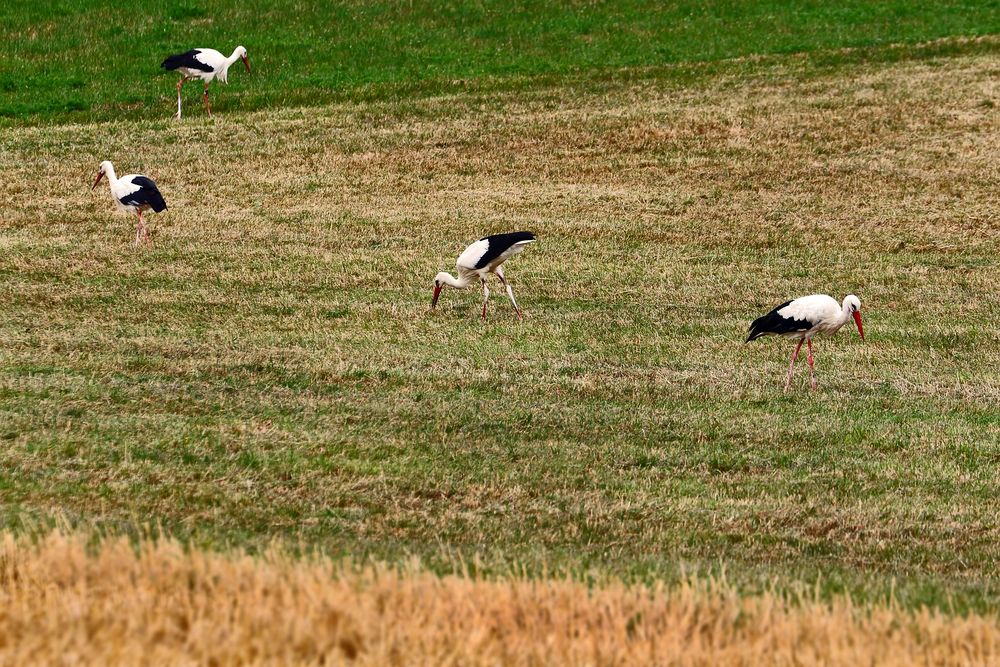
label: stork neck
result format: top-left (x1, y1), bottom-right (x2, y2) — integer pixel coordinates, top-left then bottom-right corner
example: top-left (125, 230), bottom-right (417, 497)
top-left (226, 48), bottom-right (243, 68)
top-left (839, 299), bottom-right (853, 325)
top-left (104, 163), bottom-right (118, 185)
top-left (440, 272), bottom-right (470, 289)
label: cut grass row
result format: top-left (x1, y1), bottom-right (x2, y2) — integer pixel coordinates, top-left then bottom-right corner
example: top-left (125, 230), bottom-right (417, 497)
top-left (2, 0), bottom-right (1000, 125)
top-left (1, 530), bottom-right (998, 665)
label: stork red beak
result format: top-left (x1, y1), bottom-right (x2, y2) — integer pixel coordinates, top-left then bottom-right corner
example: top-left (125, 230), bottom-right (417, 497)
top-left (92, 172), bottom-right (104, 190)
top-left (431, 284), bottom-right (442, 308)
top-left (241, 54), bottom-right (251, 73)
top-left (853, 310), bottom-right (865, 340)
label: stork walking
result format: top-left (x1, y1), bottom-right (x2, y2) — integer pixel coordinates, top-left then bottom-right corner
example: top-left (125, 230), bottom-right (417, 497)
top-left (160, 46), bottom-right (250, 118)
top-left (432, 232), bottom-right (536, 321)
top-left (92, 161), bottom-right (167, 246)
top-left (746, 294), bottom-right (865, 391)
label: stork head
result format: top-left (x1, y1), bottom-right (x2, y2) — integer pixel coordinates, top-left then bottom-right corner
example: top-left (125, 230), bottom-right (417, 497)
top-left (844, 294), bottom-right (864, 340)
top-left (92, 160), bottom-right (113, 189)
top-left (431, 272), bottom-right (451, 309)
top-left (237, 46), bottom-right (250, 73)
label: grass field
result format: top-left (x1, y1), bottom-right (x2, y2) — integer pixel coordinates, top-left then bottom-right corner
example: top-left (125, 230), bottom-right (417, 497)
top-left (2, 0), bottom-right (1000, 633)
top-left (2, 1), bottom-right (1000, 125)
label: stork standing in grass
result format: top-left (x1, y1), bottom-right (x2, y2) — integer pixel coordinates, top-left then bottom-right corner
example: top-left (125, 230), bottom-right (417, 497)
top-left (432, 232), bottom-right (536, 321)
top-left (92, 161), bottom-right (167, 246)
top-left (160, 46), bottom-right (250, 118)
top-left (746, 294), bottom-right (865, 391)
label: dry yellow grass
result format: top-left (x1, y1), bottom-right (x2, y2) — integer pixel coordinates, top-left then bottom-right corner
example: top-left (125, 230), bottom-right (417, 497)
top-left (0, 530), bottom-right (996, 666)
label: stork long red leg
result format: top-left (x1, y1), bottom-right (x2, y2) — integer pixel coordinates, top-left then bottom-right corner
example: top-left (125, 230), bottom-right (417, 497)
top-left (784, 339), bottom-right (803, 392)
top-left (175, 76), bottom-right (189, 119)
top-left (496, 268), bottom-right (522, 321)
top-left (203, 83), bottom-right (212, 117)
top-left (480, 278), bottom-right (490, 321)
top-left (807, 339), bottom-right (817, 390)
top-left (134, 210), bottom-right (144, 247)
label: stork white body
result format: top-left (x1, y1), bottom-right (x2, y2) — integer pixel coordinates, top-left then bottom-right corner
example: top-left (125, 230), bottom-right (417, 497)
top-left (92, 161), bottom-right (168, 246)
top-left (746, 294), bottom-right (865, 391)
top-left (432, 232), bottom-right (536, 321)
top-left (160, 46), bottom-right (250, 118)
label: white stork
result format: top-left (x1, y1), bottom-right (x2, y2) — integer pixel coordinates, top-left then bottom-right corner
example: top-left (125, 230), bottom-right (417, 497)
top-left (432, 232), bottom-right (536, 321)
top-left (92, 161), bottom-right (167, 246)
top-left (746, 294), bottom-right (865, 391)
top-left (160, 46), bottom-right (250, 118)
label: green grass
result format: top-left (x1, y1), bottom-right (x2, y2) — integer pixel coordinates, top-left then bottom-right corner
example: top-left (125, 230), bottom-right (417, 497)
top-left (1, 1), bottom-right (999, 125)
top-left (2, 1), bottom-right (1000, 616)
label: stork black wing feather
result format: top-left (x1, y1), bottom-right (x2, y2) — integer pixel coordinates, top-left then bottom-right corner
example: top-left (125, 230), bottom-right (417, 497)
top-left (161, 49), bottom-right (214, 72)
top-left (746, 301), bottom-right (810, 342)
top-left (119, 177), bottom-right (168, 213)
top-left (472, 231), bottom-right (536, 269)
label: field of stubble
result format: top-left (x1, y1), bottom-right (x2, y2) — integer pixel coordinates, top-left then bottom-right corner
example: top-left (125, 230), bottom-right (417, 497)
top-left (2, 36), bottom-right (1000, 658)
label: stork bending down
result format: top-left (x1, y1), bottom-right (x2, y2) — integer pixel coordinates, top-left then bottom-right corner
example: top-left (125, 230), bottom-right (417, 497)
top-left (431, 232), bottom-right (536, 321)
top-left (746, 294), bottom-right (865, 391)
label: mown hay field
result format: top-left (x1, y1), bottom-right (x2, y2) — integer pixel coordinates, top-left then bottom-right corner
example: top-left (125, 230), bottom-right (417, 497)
top-left (1, 27), bottom-right (1000, 649)
top-left (0, 531), bottom-right (998, 666)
